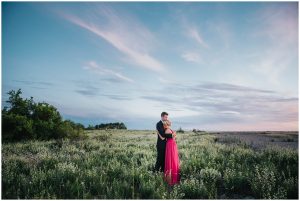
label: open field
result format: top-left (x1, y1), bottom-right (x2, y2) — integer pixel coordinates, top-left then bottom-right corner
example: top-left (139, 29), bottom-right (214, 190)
top-left (2, 130), bottom-right (298, 199)
top-left (209, 131), bottom-right (298, 150)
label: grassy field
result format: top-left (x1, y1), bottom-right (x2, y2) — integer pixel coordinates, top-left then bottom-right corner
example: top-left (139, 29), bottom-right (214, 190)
top-left (2, 129), bottom-right (298, 199)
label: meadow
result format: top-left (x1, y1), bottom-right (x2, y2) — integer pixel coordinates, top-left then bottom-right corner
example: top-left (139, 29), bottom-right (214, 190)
top-left (2, 129), bottom-right (298, 199)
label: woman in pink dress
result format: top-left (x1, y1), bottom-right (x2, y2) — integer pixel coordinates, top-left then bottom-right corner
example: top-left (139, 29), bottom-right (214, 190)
top-left (161, 120), bottom-right (181, 186)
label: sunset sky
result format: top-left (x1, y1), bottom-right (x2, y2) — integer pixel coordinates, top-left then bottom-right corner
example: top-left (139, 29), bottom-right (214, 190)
top-left (2, 1), bottom-right (298, 131)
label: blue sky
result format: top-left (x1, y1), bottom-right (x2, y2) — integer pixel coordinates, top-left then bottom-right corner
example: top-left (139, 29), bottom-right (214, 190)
top-left (2, 1), bottom-right (298, 131)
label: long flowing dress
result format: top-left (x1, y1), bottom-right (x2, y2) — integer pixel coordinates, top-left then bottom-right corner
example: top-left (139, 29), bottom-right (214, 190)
top-left (164, 129), bottom-right (181, 186)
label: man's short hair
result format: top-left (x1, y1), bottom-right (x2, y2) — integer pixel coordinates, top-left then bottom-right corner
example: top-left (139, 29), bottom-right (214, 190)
top-left (161, 111), bottom-right (168, 117)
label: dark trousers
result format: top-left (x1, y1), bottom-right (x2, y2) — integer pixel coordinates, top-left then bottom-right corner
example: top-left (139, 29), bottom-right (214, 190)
top-left (155, 141), bottom-right (166, 172)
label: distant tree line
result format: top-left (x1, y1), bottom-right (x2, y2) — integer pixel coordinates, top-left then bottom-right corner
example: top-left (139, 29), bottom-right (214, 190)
top-left (86, 122), bottom-right (127, 130)
top-left (177, 127), bottom-right (184, 133)
top-left (2, 89), bottom-right (87, 142)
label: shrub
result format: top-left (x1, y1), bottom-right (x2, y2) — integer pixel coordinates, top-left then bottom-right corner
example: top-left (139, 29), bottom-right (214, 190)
top-left (2, 112), bottom-right (34, 141)
top-left (223, 168), bottom-right (250, 195)
top-left (198, 168), bottom-right (222, 199)
top-left (250, 164), bottom-right (287, 199)
top-left (170, 177), bottom-right (207, 199)
top-left (2, 89), bottom-right (86, 142)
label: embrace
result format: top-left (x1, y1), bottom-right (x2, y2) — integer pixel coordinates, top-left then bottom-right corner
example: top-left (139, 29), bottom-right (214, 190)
top-left (154, 111), bottom-right (181, 186)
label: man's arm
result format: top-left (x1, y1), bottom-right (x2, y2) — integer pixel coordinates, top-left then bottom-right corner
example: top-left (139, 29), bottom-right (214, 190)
top-left (156, 122), bottom-right (173, 138)
top-left (156, 130), bottom-right (165, 140)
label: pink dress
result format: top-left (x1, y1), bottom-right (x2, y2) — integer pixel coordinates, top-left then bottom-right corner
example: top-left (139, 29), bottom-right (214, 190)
top-left (164, 129), bottom-right (181, 186)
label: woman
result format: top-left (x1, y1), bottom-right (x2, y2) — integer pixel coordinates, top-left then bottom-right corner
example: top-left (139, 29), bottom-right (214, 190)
top-left (160, 120), bottom-right (181, 186)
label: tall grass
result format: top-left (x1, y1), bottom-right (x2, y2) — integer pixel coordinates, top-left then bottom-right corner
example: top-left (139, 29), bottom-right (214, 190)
top-left (2, 130), bottom-right (298, 199)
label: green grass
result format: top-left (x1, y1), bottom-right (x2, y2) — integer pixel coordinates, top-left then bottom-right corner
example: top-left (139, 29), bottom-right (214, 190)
top-left (2, 130), bottom-right (298, 199)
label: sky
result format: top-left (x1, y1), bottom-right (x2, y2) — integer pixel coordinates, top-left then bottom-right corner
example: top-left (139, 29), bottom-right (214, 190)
top-left (2, 1), bottom-right (299, 131)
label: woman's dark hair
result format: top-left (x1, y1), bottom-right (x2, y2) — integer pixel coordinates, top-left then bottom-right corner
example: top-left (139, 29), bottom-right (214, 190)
top-left (161, 111), bottom-right (168, 117)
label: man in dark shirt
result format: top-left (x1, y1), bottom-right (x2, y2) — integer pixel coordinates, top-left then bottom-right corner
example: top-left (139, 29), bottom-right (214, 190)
top-left (154, 111), bottom-right (173, 172)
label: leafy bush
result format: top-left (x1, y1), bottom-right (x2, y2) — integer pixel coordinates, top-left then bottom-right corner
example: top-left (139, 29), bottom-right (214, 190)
top-left (199, 168), bottom-right (222, 199)
top-left (168, 177), bottom-right (206, 199)
top-left (2, 112), bottom-right (34, 141)
top-left (250, 164), bottom-right (287, 199)
top-left (2, 89), bottom-right (86, 142)
top-left (223, 168), bottom-right (250, 195)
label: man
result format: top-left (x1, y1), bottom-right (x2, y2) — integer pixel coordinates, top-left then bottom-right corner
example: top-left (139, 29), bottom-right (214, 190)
top-left (154, 111), bottom-right (174, 172)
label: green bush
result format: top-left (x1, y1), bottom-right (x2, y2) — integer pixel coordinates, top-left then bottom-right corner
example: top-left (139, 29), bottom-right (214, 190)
top-left (56, 120), bottom-right (85, 139)
top-left (199, 168), bottom-right (222, 199)
top-left (170, 177), bottom-right (207, 199)
top-left (2, 89), bottom-right (86, 142)
top-left (2, 112), bottom-right (34, 141)
top-left (250, 164), bottom-right (287, 199)
top-left (223, 168), bottom-right (250, 195)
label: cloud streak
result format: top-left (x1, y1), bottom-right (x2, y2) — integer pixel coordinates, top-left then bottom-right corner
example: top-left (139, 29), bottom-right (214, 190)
top-left (83, 61), bottom-right (134, 83)
top-left (181, 51), bottom-right (203, 64)
top-left (11, 79), bottom-right (55, 90)
top-left (186, 26), bottom-right (209, 49)
top-left (59, 6), bottom-right (166, 73)
top-left (140, 81), bottom-right (298, 131)
top-left (249, 3), bottom-right (298, 86)
top-left (74, 79), bottom-right (134, 101)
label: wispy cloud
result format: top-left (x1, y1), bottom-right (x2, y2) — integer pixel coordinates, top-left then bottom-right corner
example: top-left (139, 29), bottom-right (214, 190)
top-left (140, 81), bottom-right (298, 130)
top-left (171, 9), bottom-right (221, 66)
top-left (249, 3), bottom-right (298, 86)
top-left (83, 61), bottom-right (134, 83)
top-left (186, 25), bottom-right (209, 49)
top-left (59, 6), bottom-right (166, 73)
top-left (181, 51), bottom-right (203, 64)
top-left (73, 79), bottom-right (133, 101)
top-left (12, 79), bottom-right (54, 89)
top-left (75, 86), bottom-right (99, 97)
top-left (193, 82), bottom-right (275, 93)
top-left (174, 10), bottom-right (210, 49)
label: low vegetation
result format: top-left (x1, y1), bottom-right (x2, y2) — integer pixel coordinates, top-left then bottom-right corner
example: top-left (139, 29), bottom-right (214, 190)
top-left (2, 130), bottom-right (298, 199)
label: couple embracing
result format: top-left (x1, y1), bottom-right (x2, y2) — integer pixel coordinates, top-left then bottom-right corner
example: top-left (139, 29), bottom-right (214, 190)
top-left (154, 111), bottom-right (181, 186)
